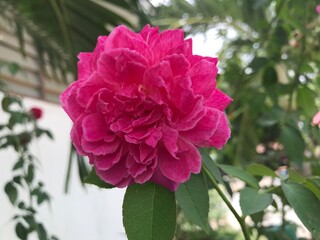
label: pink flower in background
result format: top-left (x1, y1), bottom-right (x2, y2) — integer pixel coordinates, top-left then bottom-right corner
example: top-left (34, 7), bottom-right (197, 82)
top-left (30, 107), bottom-right (43, 120)
top-left (60, 25), bottom-right (232, 191)
top-left (312, 112), bottom-right (320, 127)
top-left (316, 5), bottom-right (320, 14)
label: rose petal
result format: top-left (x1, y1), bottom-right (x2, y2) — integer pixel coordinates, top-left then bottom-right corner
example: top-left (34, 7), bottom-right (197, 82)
top-left (150, 29), bottom-right (184, 63)
top-left (205, 89), bottom-right (233, 111)
top-left (82, 113), bottom-right (107, 142)
top-left (95, 158), bottom-right (132, 188)
top-left (188, 59), bottom-right (217, 99)
top-left (180, 108), bottom-right (221, 145)
top-left (70, 117), bottom-right (86, 155)
top-left (140, 24), bottom-right (159, 44)
top-left (106, 25), bottom-right (152, 61)
top-left (151, 167), bottom-right (179, 191)
top-left (161, 125), bottom-right (179, 157)
top-left (163, 54), bottom-right (190, 77)
top-left (94, 144), bottom-right (125, 170)
top-left (60, 81), bottom-right (84, 121)
top-left (158, 140), bottom-right (201, 183)
top-left (208, 113), bottom-right (231, 149)
top-left (98, 49), bottom-right (147, 87)
top-left (81, 137), bottom-right (122, 155)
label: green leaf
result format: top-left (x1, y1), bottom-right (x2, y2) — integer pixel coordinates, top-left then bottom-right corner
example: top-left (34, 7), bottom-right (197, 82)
top-left (262, 66), bottom-right (278, 88)
top-left (123, 182), bottom-right (176, 240)
top-left (176, 171), bottom-right (209, 232)
top-left (250, 211), bottom-right (264, 225)
top-left (2, 96), bottom-right (12, 112)
top-left (282, 182), bottom-right (320, 237)
top-left (9, 113), bottom-right (29, 129)
top-left (37, 223), bottom-right (48, 240)
top-left (23, 215), bottom-right (37, 230)
top-left (5, 182), bottom-right (18, 205)
top-left (257, 108), bottom-right (283, 127)
top-left (83, 168), bottom-right (114, 189)
top-left (219, 164), bottom-right (259, 189)
top-left (15, 222), bottom-right (28, 240)
top-left (200, 148), bottom-right (223, 184)
top-left (297, 86), bottom-right (316, 118)
top-left (1, 96), bottom-right (21, 112)
top-left (35, 128), bottom-right (54, 140)
top-left (310, 177), bottom-right (320, 187)
top-left (13, 159), bottom-right (24, 170)
top-left (37, 192), bottom-right (50, 205)
top-left (304, 179), bottom-right (320, 201)
top-left (240, 187), bottom-right (273, 216)
top-left (248, 57), bottom-right (269, 72)
top-left (18, 201), bottom-right (25, 209)
top-left (26, 165), bottom-right (34, 183)
top-left (247, 163), bottom-right (277, 178)
top-left (288, 169), bottom-right (305, 183)
top-left (13, 176), bottom-right (22, 185)
top-left (280, 125), bottom-right (305, 163)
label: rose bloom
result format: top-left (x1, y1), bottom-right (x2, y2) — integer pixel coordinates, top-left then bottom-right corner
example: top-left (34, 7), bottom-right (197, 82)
top-left (317, 5), bottom-right (320, 14)
top-left (30, 107), bottom-right (43, 120)
top-left (313, 112), bottom-right (320, 128)
top-left (61, 25), bottom-right (232, 191)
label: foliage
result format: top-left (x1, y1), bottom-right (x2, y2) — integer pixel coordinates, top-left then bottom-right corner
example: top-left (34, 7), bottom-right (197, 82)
top-left (149, 0), bottom-right (320, 239)
top-left (0, 0), bottom-right (151, 81)
top-left (0, 66), bottom-right (56, 240)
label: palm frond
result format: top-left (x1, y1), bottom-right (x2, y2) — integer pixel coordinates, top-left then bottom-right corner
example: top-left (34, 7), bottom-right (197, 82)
top-left (0, 0), bottom-right (151, 82)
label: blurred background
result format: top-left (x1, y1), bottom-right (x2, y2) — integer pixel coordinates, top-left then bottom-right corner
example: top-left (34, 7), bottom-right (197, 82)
top-left (0, 0), bottom-right (319, 239)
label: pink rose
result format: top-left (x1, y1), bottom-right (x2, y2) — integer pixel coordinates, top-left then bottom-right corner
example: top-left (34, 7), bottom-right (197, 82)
top-left (60, 25), bottom-right (232, 191)
top-left (316, 5), bottom-right (320, 14)
top-left (30, 107), bottom-right (43, 120)
top-left (312, 112), bottom-right (320, 127)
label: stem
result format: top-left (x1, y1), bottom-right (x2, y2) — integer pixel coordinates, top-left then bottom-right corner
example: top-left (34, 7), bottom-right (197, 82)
top-left (23, 152), bottom-right (33, 208)
top-left (281, 203), bottom-right (286, 232)
top-left (64, 143), bottom-right (74, 193)
top-left (202, 165), bottom-right (251, 240)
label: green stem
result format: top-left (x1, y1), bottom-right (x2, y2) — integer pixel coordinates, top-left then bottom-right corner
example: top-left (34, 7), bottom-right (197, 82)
top-left (202, 165), bottom-right (251, 240)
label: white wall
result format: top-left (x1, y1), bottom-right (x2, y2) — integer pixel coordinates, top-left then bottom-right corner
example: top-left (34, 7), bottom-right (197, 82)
top-left (0, 97), bottom-right (127, 240)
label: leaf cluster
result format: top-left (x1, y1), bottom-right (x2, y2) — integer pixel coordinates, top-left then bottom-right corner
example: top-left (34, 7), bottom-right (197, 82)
top-left (1, 86), bottom-right (56, 240)
top-left (150, 1), bottom-right (320, 238)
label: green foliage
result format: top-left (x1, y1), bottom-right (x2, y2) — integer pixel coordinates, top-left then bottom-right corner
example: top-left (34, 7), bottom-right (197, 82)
top-left (218, 164), bottom-right (259, 189)
top-left (280, 125), bottom-right (305, 164)
top-left (246, 163), bottom-right (277, 177)
top-left (176, 171), bottom-right (210, 232)
top-left (239, 187), bottom-right (273, 216)
top-left (282, 182), bottom-right (320, 237)
top-left (0, 86), bottom-right (57, 240)
top-left (200, 148), bottom-right (223, 184)
top-left (154, 0), bottom-right (320, 238)
top-left (4, 182), bottom-right (18, 205)
top-left (123, 182), bottom-right (176, 240)
top-left (0, 0), bottom-right (151, 80)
